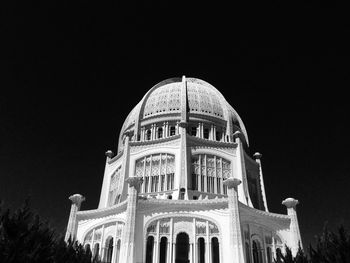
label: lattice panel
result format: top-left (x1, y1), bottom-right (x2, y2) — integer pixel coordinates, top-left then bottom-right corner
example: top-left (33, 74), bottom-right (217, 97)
top-left (143, 83), bottom-right (181, 118)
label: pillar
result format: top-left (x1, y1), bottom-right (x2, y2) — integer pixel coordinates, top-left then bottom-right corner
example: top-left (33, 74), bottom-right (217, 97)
top-left (282, 198), bottom-right (303, 256)
top-left (223, 178), bottom-right (245, 263)
top-left (120, 177), bottom-right (143, 263)
top-left (65, 194), bottom-right (85, 242)
top-left (253, 152), bottom-right (269, 212)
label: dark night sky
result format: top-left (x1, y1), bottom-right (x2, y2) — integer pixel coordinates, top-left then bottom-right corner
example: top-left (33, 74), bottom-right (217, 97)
top-left (1, 1), bottom-right (349, 248)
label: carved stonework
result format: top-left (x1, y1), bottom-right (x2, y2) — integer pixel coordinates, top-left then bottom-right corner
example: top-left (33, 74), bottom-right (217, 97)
top-left (223, 178), bottom-right (241, 189)
top-left (126, 177), bottom-right (143, 189)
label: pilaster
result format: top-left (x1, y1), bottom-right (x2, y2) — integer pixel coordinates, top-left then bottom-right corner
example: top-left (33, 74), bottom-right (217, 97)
top-left (120, 177), bottom-right (143, 263)
top-left (223, 178), bottom-right (245, 263)
top-left (282, 197), bottom-right (303, 255)
top-left (65, 194), bottom-right (85, 242)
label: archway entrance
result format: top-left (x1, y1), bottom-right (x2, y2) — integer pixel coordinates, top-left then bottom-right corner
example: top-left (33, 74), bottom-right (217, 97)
top-left (176, 232), bottom-right (189, 263)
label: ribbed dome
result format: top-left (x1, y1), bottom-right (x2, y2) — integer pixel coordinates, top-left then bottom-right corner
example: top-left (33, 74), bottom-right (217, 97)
top-left (117, 77), bottom-right (249, 151)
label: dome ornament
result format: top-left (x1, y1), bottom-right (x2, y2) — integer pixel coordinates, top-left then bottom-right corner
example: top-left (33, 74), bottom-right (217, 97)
top-left (105, 150), bottom-right (114, 158)
top-left (253, 152), bottom-right (262, 160)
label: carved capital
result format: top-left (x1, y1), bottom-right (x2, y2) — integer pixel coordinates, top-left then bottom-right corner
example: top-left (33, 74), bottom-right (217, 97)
top-left (126, 177), bottom-right (143, 188)
top-left (124, 130), bottom-right (133, 138)
top-left (179, 121), bottom-right (188, 128)
top-left (282, 197), bottom-right (299, 208)
top-left (69, 194), bottom-right (85, 205)
top-left (105, 150), bottom-right (114, 158)
top-left (223, 178), bottom-right (241, 189)
top-left (233, 131), bottom-right (241, 139)
top-left (253, 152), bottom-right (262, 160)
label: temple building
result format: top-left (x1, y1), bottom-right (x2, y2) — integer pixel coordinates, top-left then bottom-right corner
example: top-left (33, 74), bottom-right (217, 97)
top-left (65, 77), bottom-right (303, 263)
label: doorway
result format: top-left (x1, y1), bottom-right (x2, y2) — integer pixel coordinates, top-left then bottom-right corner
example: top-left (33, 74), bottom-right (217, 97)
top-left (175, 232), bottom-right (189, 263)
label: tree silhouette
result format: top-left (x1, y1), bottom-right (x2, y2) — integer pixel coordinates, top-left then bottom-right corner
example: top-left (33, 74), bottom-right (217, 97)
top-left (0, 199), bottom-right (97, 263)
top-left (274, 225), bottom-right (350, 263)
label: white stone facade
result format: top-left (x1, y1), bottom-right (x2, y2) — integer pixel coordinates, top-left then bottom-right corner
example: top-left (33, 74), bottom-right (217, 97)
top-left (65, 77), bottom-right (302, 263)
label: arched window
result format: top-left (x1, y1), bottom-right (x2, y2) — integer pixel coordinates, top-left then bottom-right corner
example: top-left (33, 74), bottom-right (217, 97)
top-left (158, 127), bottom-right (163, 139)
top-left (135, 154), bottom-right (175, 193)
top-left (159, 237), bottom-right (168, 263)
top-left (245, 242), bottom-right (251, 263)
top-left (115, 240), bottom-right (121, 263)
top-left (191, 154), bottom-right (230, 194)
top-left (84, 244), bottom-right (91, 253)
top-left (198, 237), bottom-right (205, 263)
top-left (105, 237), bottom-right (113, 263)
top-left (252, 240), bottom-right (263, 263)
top-left (146, 129), bottom-right (152, 140)
top-left (211, 237), bottom-right (220, 263)
top-left (145, 236), bottom-right (154, 263)
top-left (191, 126), bottom-right (197, 136)
top-left (267, 246), bottom-right (272, 263)
top-left (93, 243), bottom-right (100, 260)
top-left (176, 233), bottom-right (189, 263)
top-left (204, 128), bottom-right (209, 139)
top-left (170, 126), bottom-right (176, 136)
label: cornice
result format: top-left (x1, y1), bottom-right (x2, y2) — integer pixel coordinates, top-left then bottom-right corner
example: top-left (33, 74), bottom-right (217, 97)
top-left (188, 135), bottom-right (237, 149)
top-left (108, 150), bottom-right (124, 164)
top-left (138, 197), bottom-right (229, 214)
top-left (76, 200), bottom-right (128, 221)
top-left (239, 202), bottom-right (290, 220)
top-left (129, 134), bottom-right (181, 149)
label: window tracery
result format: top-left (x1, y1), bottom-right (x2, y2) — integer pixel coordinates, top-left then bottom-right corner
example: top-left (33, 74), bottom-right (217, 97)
top-left (192, 154), bottom-right (230, 195)
top-left (135, 154), bottom-right (175, 193)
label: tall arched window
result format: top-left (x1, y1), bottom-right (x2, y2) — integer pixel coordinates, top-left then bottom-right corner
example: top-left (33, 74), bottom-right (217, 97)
top-left (267, 246), bottom-right (272, 263)
top-left (245, 242), bottom-right (251, 263)
top-left (115, 240), bottom-right (121, 263)
top-left (146, 129), bottom-right (152, 140)
top-left (170, 126), bottom-right (176, 136)
top-left (198, 237), bottom-right (205, 263)
top-left (145, 236), bottom-right (154, 263)
top-left (211, 237), bottom-right (220, 263)
top-left (135, 154), bottom-right (175, 193)
top-left (159, 236), bottom-right (168, 263)
top-left (252, 240), bottom-right (263, 263)
top-left (191, 154), bottom-right (230, 194)
top-left (158, 127), bottom-right (163, 139)
top-left (105, 237), bottom-right (113, 263)
top-left (93, 243), bottom-right (100, 260)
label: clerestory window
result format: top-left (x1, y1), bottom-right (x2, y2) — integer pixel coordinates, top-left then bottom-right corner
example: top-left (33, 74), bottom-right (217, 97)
top-left (135, 154), bottom-right (175, 193)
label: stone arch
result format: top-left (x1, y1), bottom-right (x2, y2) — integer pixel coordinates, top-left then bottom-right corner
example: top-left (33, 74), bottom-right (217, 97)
top-left (81, 219), bottom-right (125, 243)
top-left (144, 214), bottom-right (223, 246)
top-left (251, 235), bottom-right (264, 263)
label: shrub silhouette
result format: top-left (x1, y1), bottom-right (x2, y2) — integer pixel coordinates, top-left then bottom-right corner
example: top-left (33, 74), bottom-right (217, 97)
top-left (0, 199), bottom-right (97, 263)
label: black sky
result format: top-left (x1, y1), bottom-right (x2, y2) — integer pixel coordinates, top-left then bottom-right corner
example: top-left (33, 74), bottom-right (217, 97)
top-left (1, 1), bottom-right (349, 248)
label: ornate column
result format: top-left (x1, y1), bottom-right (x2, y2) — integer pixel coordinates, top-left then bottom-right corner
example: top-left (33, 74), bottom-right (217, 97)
top-left (120, 177), bottom-right (143, 263)
top-left (206, 221), bottom-right (210, 263)
top-left (65, 194), bottom-right (85, 242)
top-left (253, 152), bottom-right (269, 212)
top-left (170, 218), bottom-right (174, 263)
top-left (223, 178), bottom-right (245, 263)
top-left (282, 198), bottom-right (303, 256)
